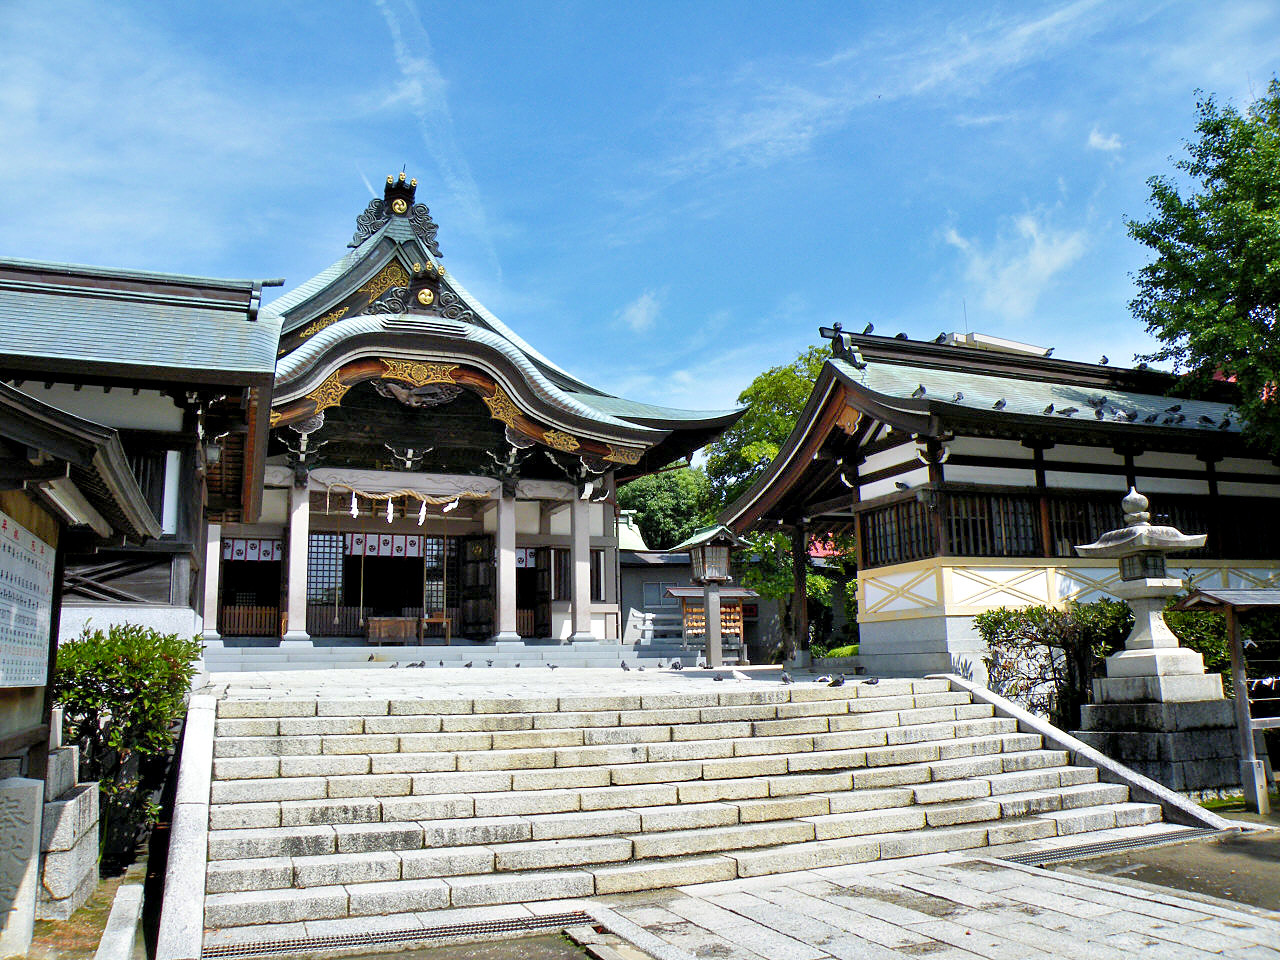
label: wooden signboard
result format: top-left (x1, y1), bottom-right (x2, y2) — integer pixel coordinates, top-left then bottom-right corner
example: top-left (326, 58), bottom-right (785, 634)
top-left (0, 508), bottom-right (55, 687)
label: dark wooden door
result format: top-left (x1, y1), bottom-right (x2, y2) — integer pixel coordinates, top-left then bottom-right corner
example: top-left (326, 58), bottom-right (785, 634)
top-left (534, 547), bottom-right (552, 638)
top-left (459, 535), bottom-right (494, 639)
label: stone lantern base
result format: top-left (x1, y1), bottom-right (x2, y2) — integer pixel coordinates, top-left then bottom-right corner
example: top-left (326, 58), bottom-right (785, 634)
top-left (1074, 698), bottom-right (1245, 796)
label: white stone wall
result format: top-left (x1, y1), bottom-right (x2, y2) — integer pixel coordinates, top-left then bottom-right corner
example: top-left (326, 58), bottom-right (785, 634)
top-left (59, 603), bottom-right (201, 642)
top-left (37, 744), bottom-right (101, 920)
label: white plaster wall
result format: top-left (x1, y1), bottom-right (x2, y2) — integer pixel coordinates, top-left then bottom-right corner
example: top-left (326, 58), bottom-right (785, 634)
top-left (862, 465), bottom-right (929, 501)
top-left (18, 384), bottom-right (183, 431)
top-left (1219, 457), bottom-right (1280, 478)
top-left (1132, 451), bottom-right (1203, 472)
top-left (947, 437), bottom-right (1033, 460)
top-left (1133, 476), bottom-right (1210, 495)
top-left (1219, 480), bottom-right (1280, 498)
top-left (861, 443), bottom-right (918, 476)
top-left (590, 503), bottom-right (606, 538)
top-left (944, 465), bottom-right (1037, 486)
top-left (1047, 444), bottom-right (1125, 466)
top-left (515, 501), bottom-right (541, 535)
top-left (1044, 470), bottom-right (1128, 492)
top-left (260, 489), bottom-right (290, 526)
top-left (549, 507), bottom-right (570, 536)
top-left (59, 604), bottom-right (200, 641)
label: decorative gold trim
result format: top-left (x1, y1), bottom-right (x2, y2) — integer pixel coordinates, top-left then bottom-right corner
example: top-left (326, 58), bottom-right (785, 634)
top-left (380, 358), bottom-right (458, 387)
top-left (359, 261), bottom-right (411, 301)
top-left (269, 410), bottom-right (283, 427)
top-left (542, 429), bottom-right (580, 452)
top-left (307, 372), bottom-right (352, 413)
top-left (483, 385), bottom-right (521, 427)
top-left (299, 306), bottom-right (350, 339)
top-left (605, 444), bottom-right (643, 465)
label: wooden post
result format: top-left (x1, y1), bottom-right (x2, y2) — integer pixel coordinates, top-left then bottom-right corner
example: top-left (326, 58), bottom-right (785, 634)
top-left (790, 522), bottom-right (808, 664)
top-left (1226, 606), bottom-right (1269, 814)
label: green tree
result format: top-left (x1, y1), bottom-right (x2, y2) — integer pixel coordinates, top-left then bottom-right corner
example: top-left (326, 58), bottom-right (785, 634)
top-left (1128, 80), bottom-right (1280, 450)
top-left (704, 345), bottom-right (828, 509)
top-left (617, 466), bottom-right (711, 549)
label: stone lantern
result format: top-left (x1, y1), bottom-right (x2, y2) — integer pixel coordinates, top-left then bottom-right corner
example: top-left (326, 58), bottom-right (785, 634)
top-left (1073, 488), bottom-right (1240, 796)
top-left (1074, 488), bottom-right (1220, 703)
top-left (672, 525), bottom-right (743, 669)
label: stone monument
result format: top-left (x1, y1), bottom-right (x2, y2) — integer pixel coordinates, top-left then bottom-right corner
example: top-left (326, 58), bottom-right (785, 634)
top-left (1072, 488), bottom-right (1240, 794)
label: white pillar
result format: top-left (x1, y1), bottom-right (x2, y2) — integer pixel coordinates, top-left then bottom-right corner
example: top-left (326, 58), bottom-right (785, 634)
top-left (282, 484), bottom-right (310, 643)
top-left (201, 523), bottom-right (221, 640)
top-left (493, 494), bottom-right (520, 641)
top-left (569, 496), bottom-right (596, 642)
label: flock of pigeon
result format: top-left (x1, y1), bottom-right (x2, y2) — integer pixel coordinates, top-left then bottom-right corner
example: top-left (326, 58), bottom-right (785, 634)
top-left (906, 382), bottom-right (1235, 430)
top-left (366, 653), bottom-right (877, 685)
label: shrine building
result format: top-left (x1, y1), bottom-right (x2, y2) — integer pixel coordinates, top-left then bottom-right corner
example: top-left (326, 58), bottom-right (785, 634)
top-left (720, 327), bottom-right (1280, 678)
top-left (200, 174), bottom-right (741, 655)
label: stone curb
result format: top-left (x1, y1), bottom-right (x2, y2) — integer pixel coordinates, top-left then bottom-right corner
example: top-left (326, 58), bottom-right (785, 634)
top-left (157, 696), bottom-right (217, 960)
top-left (931, 674), bottom-right (1233, 830)
top-left (94, 883), bottom-right (144, 960)
top-left (584, 902), bottom-right (699, 960)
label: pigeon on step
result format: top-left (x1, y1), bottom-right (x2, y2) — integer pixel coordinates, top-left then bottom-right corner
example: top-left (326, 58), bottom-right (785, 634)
top-left (671, 659), bottom-right (684, 671)
top-left (780, 671), bottom-right (794, 684)
top-left (815, 675), bottom-right (833, 684)
top-left (829, 675), bottom-right (845, 687)
top-left (367, 654), bottom-right (375, 661)
top-left (486, 659), bottom-right (494, 667)
top-left (621, 661), bottom-right (630, 671)
top-left (548, 663), bottom-right (559, 670)
top-left (438, 659), bottom-right (444, 667)
top-left (863, 677), bottom-right (880, 685)
top-left (464, 661), bottom-right (473, 668)
top-left (713, 673), bottom-right (725, 682)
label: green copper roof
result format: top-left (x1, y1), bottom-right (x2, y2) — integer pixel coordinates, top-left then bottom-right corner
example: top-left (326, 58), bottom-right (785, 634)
top-left (833, 357), bottom-right (1242, 435)
top-left (0, 258), bottom-right (280, 379)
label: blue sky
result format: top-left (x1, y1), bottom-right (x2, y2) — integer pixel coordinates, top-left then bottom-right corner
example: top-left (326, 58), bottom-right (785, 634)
top-left (2, 1), bottom-right (1278, 412)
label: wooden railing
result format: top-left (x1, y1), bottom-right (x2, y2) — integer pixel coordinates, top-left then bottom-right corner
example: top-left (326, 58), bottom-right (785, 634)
top-left (219, 606), bottom-right (279, 637)
top-left (859, 486), bottom-right (1280, 570)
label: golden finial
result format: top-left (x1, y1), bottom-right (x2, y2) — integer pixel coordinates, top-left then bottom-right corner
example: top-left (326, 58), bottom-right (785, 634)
top-left (409, 178), bottom-right (417, 187)
top-left (386, 175), bottom-right (394, 184)
top-left (398, 172), bottom-right (407, 182)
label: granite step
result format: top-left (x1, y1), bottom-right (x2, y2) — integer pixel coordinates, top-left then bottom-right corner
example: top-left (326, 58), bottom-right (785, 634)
top-left (201, 801), bottom-right (1164, 926)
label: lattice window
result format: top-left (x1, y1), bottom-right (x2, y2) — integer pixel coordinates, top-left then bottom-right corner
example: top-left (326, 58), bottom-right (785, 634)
top-left (307, 533), bottom-right (344, 604)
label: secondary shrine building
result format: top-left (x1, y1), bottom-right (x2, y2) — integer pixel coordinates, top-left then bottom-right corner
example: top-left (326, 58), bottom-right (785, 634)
top-left (202, 175), bottom-right (739, 649)
top-left (721, 328), bottom-right (1280, 678)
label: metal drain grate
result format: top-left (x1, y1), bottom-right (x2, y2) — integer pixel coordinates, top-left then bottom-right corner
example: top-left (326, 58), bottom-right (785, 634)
top-left (202, 910), bottom-right (596, 959)
top-left (998, 827), bottom-right (1226, 866)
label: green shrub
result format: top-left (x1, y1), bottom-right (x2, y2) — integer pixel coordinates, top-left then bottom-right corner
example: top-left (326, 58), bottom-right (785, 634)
top-left (975, 599), bottom-right (1130, 729)
top-left (53, 623), bottom-right (201, 870)
top-left (818, 644), bottom-right (859, 659)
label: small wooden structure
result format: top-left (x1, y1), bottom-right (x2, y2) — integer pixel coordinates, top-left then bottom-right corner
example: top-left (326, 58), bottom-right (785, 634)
top-left (1173, 587), bottom-right (1280, 814)
top-left (665, 586), bottom-right (757, 663)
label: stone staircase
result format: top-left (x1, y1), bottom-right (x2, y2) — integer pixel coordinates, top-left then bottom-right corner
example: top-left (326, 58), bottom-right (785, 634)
top-left (199, 678), bottom-right (1164, 935)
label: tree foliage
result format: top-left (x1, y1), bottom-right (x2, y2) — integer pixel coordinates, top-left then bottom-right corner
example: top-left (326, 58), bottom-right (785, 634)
top-left (1128, 80), bottom-right (1280, 451)
top-left (53, 623), bottom-right (202, 870)
top-left (617, 466), bottom-right (711, 549)
top-left (704, 345), bottom-right (827, 509)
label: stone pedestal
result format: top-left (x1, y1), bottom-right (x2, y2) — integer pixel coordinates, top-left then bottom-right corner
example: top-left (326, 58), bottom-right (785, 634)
top-left (37, 745), bottom-right (100, 920)
top-left (1075, 699), bottom-right (1242, 796)
top-left (0, 777), bottom-right (44, 958)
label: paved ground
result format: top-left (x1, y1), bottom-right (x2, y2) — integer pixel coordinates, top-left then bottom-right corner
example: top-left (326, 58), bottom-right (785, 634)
top-left (1059, 825), bottom-right (1280, 912)
top-left (597, 831), bottom-right (1280, 960)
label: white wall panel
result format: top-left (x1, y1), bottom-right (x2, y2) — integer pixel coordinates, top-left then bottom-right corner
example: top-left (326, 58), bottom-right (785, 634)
top-left (1046, 444), bottom-right (1124, 467)
top-left (861, 443), bottom-right (919, 476)
top-left (947, 437), bottom-right (1033, 460)
top-left (1132, 451), bottom-right (1203, 472)
top-left (862, 466), bottom-right (930, 501)
top-left (19, 384), bottom-right (183, 431)
top-left (944, 465), bottom-right (1037, 487)
top-left (1219, 458), bottom-right (1280, 478)
top-left (1134, 476), bottom-right (1210, 495)
top-left (1044, 470), bottom-right (1128, 492)
top-left (516, 500), bottom-right (541, 535)
top-left (1219, 481), bottom-right (1280, 499)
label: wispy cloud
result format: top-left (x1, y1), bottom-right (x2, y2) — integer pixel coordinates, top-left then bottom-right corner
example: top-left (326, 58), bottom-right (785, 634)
top-left (944, 210), bottom-right (1089, 322)
top-left (659, 1), bottom-right (1111, 180)
top-left (372, 0), bottom-right (499, 276)
top-left (616, 290), bottom-right (663, 333)
top-left (1087, 127), bottom-right (1123, 150)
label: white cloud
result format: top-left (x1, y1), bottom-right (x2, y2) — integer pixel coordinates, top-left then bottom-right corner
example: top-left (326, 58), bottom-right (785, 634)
top-left (616, 290), bottom-right (663, 333)
top-left (945, 210), bottom-right (1088, 321)
top-left (661, 0), bottom-right (1112, 179)
top-left (1088, 127), bottom-right (1123, 151)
